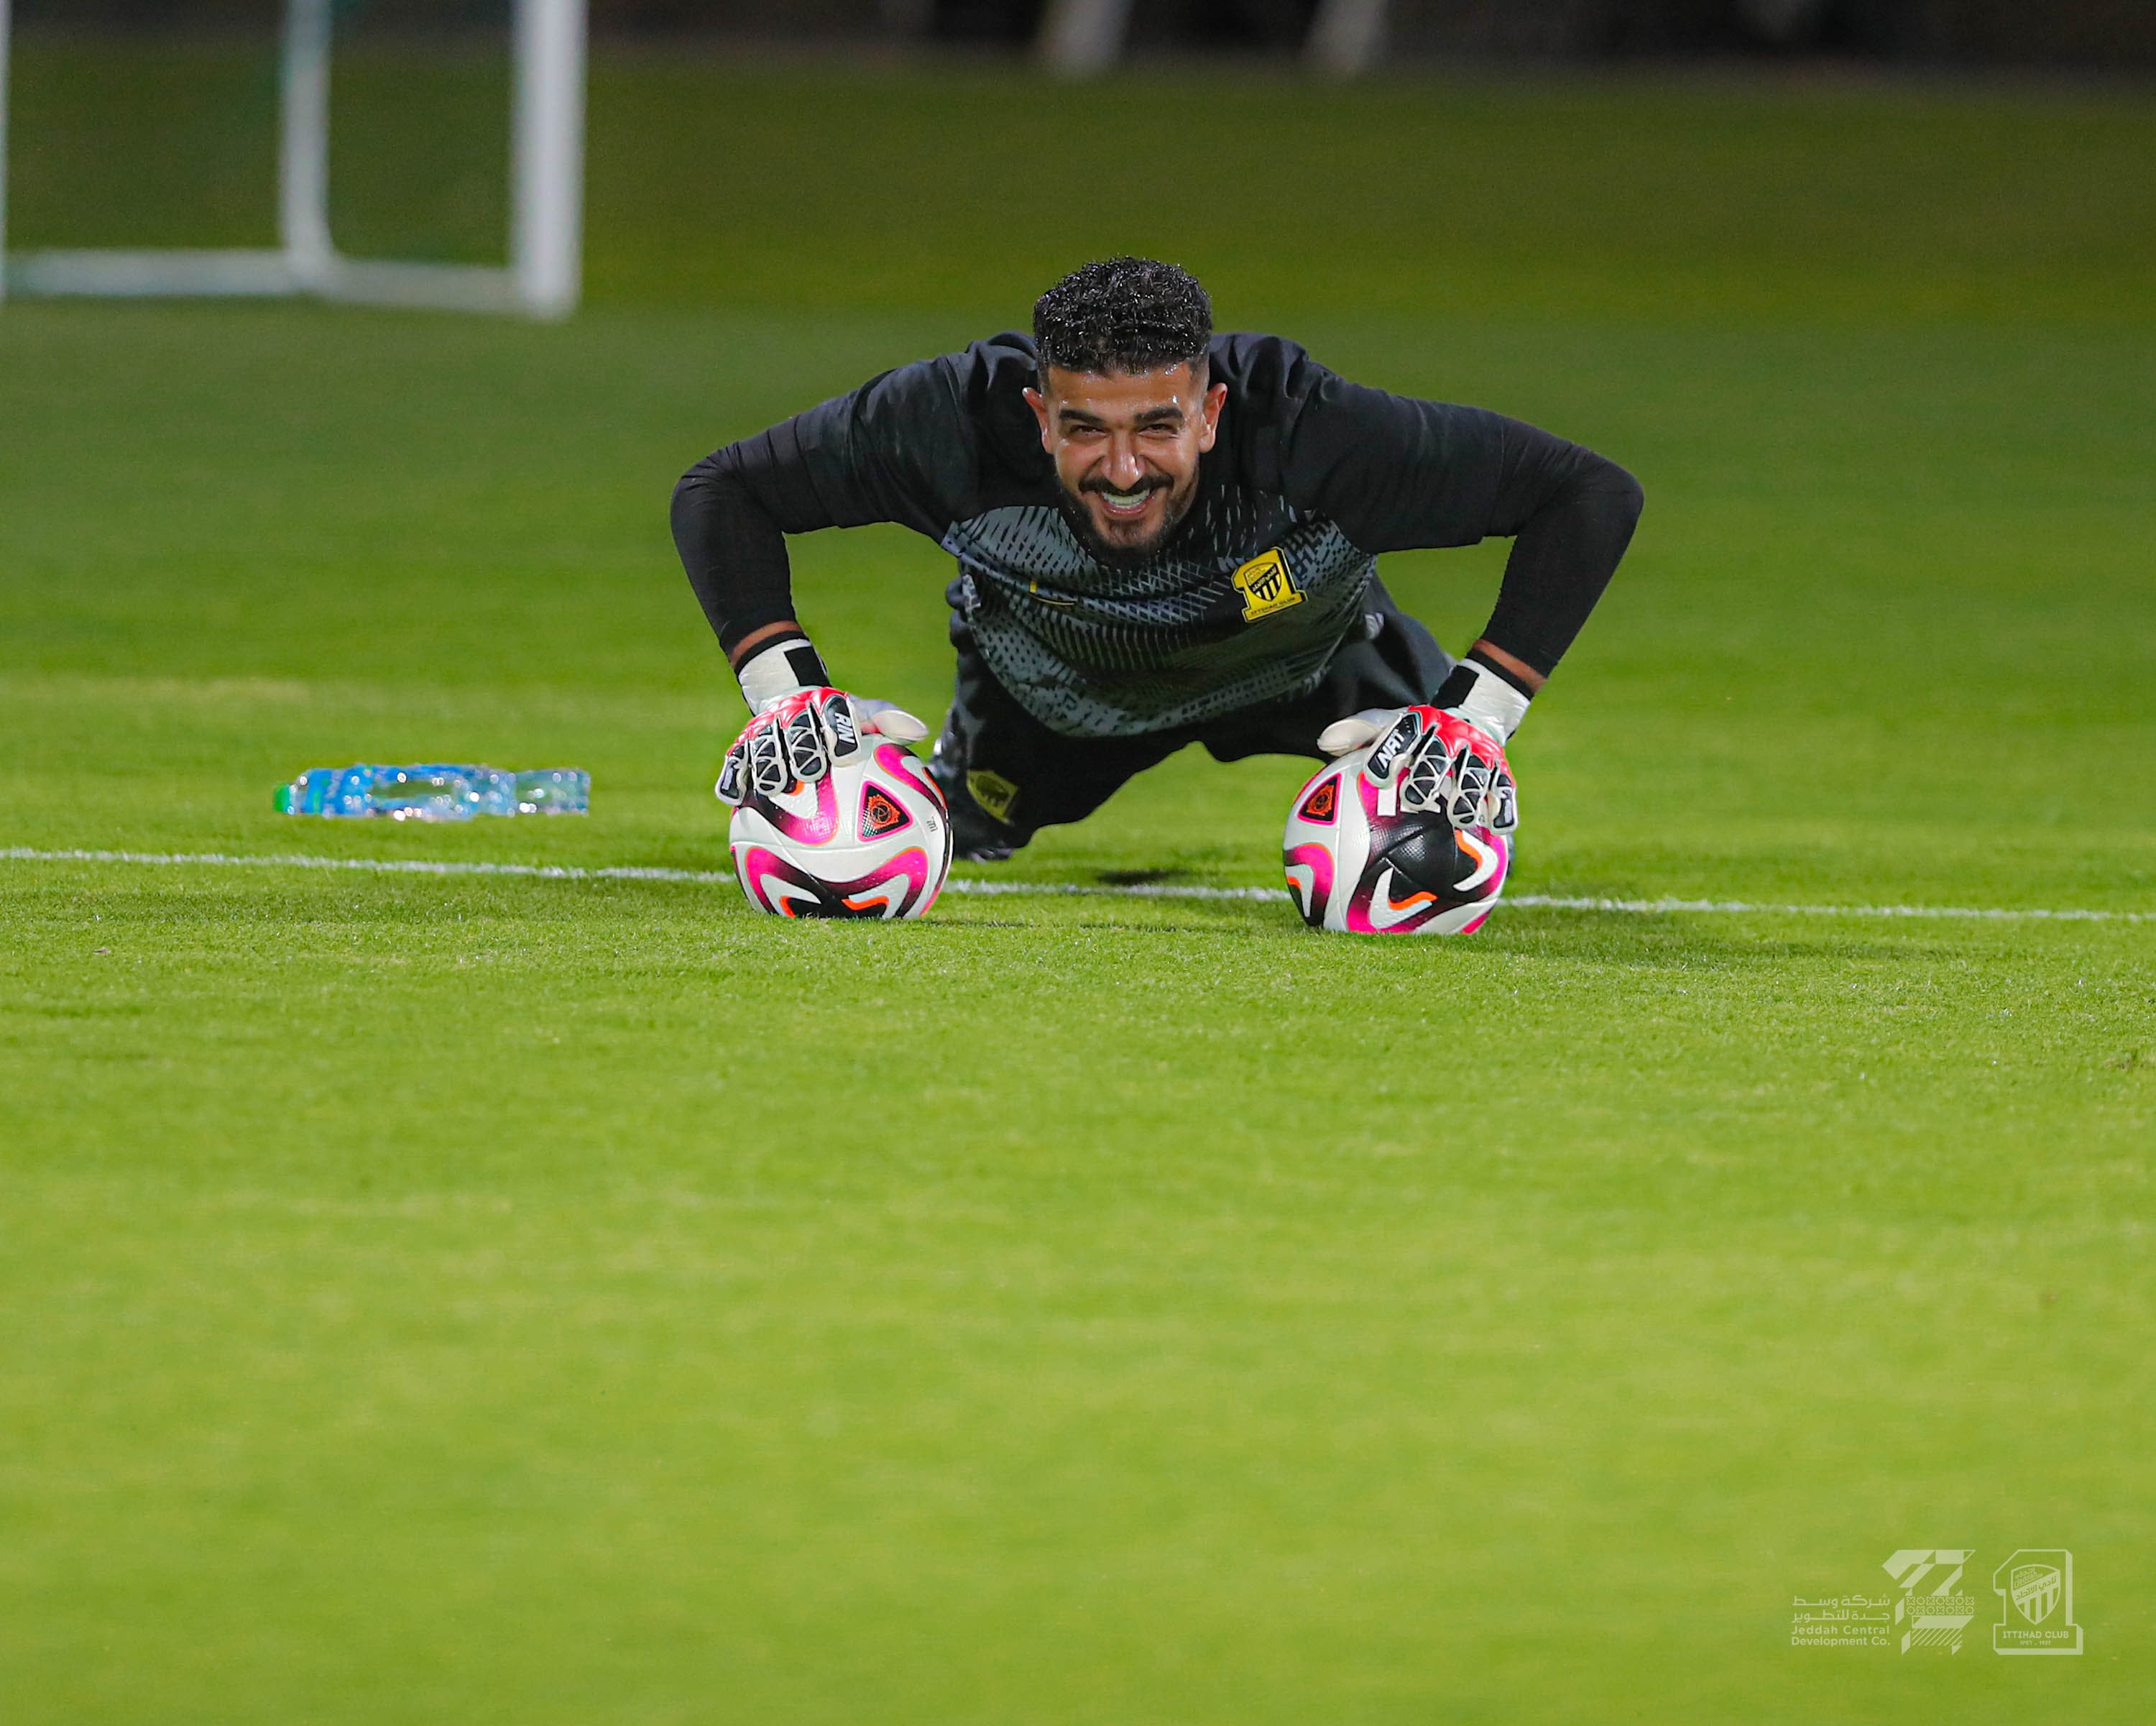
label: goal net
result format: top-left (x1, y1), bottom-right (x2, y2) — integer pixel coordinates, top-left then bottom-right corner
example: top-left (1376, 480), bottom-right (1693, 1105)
top-left (0, 0), bottom-right (584, 317)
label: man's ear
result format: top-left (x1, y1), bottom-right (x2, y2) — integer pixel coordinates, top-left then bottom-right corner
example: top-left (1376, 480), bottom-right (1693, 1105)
top-left (1024, 385), bottom-right (1052, 450)
top-left (1195, 380), bottom-right (1228, 453)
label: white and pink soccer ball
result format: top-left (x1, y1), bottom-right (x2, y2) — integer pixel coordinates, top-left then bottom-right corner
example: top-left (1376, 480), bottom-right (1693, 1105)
top-left (1283, 715), bottom-right (1511, 935)
top-left (729, 743), bottom-right (953, 919)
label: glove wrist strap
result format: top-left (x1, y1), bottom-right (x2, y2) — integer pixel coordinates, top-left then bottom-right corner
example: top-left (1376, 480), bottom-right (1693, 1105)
top-left (737, 634), bottom-right (830, 712)
top-left (1434, 656), bottom-right (1532, 743)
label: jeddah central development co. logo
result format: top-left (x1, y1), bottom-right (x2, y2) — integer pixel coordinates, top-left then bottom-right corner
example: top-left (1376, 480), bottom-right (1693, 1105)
top-left (1791, 1548), bottom-right (2084, 1656)
top-left (1881, 1549), bottom-right (1981, 1652)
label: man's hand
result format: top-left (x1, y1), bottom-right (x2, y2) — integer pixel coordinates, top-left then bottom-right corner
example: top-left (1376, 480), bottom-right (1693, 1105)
top-left (1317, 705), bottom-right (1519, 833)
top-left (717, 628), bottom-right (928, 804)
top-left (716, 687), bottom-right (929, 806)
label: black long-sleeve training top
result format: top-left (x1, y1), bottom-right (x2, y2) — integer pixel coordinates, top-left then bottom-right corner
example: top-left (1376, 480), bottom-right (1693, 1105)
top-left (673, 331), bottom-right (1642, 738)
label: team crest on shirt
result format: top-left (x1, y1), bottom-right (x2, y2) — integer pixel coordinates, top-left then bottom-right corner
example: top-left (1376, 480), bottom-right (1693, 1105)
top-left (966, 768), bottom-right (1020, 823)
top-left (1232, 548), bottom-right (1304, 621)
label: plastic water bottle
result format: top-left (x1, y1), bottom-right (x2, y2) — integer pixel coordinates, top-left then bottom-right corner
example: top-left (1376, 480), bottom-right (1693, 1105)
top-left (509, 768), bottom-right (590, 815)
top-left (275, 765), bottom-right (589, 820)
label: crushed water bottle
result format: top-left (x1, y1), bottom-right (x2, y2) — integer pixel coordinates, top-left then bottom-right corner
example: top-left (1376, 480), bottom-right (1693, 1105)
top-left (275, 765), bottom-right (589, 820)
top-left (508, 768), bottom-right (589, 815)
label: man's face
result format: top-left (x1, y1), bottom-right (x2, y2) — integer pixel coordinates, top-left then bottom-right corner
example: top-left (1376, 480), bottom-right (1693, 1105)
top-left (1026, 361), bottom-right (1227, 561)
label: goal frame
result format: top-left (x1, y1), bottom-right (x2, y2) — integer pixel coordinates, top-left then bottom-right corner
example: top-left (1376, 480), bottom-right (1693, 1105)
top-left (0, 0), bottom-right (584, 318)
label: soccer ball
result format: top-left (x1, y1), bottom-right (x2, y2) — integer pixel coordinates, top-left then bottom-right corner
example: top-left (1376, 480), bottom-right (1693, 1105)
top-left (1282, 726), bottom-right (1510, 935)
top-left (729, 743), bottom-right (954, 919)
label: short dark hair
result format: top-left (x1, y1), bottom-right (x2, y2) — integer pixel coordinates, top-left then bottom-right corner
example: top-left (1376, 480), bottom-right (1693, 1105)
top-left (1033, 257), bottom-right (1212, 380)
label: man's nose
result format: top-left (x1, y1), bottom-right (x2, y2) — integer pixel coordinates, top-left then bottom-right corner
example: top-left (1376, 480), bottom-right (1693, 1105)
top-left (1101, 437), bottom-right (1146, 487)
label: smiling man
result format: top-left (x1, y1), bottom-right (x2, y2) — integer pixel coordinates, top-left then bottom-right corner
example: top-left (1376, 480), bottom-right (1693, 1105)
top-left (672, 257), bottom-right (1642, 861)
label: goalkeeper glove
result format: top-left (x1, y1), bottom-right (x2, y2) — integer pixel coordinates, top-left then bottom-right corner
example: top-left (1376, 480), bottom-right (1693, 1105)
top-left (1316, 651), bottom-right (1532, 830)
top-left (714, 633), bottom-right (928, 807)
top-left (1317, 704), bottom-right (1519, 834)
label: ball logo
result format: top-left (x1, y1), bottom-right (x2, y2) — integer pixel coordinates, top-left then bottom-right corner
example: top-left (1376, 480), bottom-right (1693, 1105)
top-left (1296, 779), bottom-right (1339, 824)
top-left (1363, 867), bottom-right (1439, 931)
top-left (1454, 829), bottom-right (1502, 891)
top-left (860, 784), bottom-right (911, 838)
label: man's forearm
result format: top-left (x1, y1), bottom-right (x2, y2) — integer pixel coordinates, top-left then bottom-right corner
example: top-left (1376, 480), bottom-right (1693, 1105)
top-left (671, 449), bottom-right (799, 659)
top-left (1478, 452), bottom-right (1644, 679)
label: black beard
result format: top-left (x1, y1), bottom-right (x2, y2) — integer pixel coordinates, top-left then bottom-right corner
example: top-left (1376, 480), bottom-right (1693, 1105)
top-left (1054, 475), bottom-right (1197, 569)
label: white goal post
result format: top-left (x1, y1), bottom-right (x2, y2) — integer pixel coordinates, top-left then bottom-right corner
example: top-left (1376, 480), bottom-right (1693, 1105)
top-left (0, 0), bottom-right (584, 318)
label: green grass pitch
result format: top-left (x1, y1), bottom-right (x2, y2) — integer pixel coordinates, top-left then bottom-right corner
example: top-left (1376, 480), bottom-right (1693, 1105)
top-left (3, 46), bottom-right (2154, 1724)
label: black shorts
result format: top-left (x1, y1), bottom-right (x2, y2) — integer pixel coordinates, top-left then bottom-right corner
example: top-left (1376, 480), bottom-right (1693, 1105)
top-left (926, 579), bottom-right (1455, 855)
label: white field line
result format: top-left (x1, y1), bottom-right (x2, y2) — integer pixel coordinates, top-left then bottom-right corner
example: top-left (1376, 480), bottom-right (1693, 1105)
top-left (3, 846), bottom-right (2150, 924)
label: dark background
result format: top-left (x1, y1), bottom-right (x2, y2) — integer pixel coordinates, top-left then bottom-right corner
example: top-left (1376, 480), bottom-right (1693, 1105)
top-left (15, 0), bottom-right (2156, 66)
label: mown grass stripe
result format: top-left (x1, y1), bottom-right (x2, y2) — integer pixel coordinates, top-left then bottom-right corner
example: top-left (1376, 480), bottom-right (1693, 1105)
top-left (4, 846), bottom-right (2148, 923)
